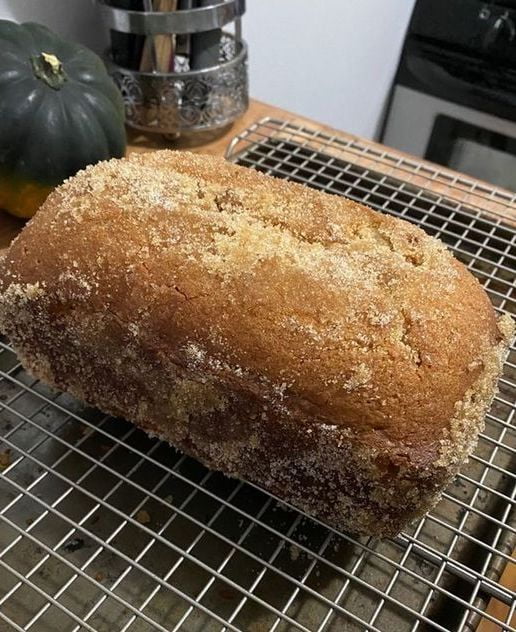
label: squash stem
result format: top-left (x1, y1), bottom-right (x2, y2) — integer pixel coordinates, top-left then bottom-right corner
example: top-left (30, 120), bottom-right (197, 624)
top-left (31, 52), bottom-right (67, 90)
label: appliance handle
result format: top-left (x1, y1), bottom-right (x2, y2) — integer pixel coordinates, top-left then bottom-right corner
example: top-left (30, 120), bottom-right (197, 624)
top-left (483, 12), bottom-right (516, 50)
top-left (407, 54), bottom-right (516, 110)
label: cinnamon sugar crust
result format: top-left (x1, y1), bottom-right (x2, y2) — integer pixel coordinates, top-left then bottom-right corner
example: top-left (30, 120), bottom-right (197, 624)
top-left (0, 151), bottom-right (512, 536)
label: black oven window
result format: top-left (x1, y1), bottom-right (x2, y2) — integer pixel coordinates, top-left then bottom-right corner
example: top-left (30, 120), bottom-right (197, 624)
top-left (425, 115), bottom-right (516, 191)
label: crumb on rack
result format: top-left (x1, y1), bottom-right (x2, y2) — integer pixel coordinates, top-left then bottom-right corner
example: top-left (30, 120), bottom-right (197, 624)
top-left (136, 509), bottom-right (151, 525)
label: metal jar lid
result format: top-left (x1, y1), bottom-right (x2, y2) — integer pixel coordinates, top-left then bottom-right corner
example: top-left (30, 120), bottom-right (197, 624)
top-left (98, 0), bottom-right (246, 35)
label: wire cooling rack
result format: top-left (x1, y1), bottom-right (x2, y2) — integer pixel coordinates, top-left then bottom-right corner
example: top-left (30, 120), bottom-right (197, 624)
top-left (0, 119), bottom-right (515, 632)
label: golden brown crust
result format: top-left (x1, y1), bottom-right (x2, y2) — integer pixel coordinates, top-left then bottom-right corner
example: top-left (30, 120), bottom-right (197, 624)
top-left (0, 151), bottom-right (512, 536)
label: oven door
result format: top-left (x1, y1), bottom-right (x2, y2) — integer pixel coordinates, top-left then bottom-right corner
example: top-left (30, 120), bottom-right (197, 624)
top-left (382, 85), bottom-right (516, 190)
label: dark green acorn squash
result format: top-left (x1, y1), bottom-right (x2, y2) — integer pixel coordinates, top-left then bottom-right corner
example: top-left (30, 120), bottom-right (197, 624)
top-left (0, 20), bottom-right (126, 218)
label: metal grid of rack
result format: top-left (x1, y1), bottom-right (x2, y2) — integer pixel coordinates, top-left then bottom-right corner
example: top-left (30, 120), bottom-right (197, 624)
top-left (0, 118), bottom-right (514, 632)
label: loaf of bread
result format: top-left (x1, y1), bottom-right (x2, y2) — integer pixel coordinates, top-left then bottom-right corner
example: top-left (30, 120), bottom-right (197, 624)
top-left (0, 151), bottom-right (512, 536)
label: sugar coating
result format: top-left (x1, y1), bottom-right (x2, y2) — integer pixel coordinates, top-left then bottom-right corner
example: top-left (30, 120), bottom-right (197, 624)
top-left (0, 150), bottom-right (513, 537)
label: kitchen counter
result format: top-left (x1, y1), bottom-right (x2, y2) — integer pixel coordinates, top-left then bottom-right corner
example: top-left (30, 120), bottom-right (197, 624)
top-left (0, 100), bottom-right (286, 249)
top-left (0, 98), bottom-right (513, 629)
top-left (1, 98), bottom-right (515, 250)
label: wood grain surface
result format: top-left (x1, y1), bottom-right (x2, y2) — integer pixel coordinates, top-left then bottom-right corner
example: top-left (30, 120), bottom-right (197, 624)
top-left (1, 99), bottom-right (515, 248)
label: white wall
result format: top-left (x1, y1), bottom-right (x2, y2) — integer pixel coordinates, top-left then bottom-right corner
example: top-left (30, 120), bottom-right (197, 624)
top-left (0, 0), bottom-right (107, 53)
top-left (244, 0), bottom-right (415, 139)
top-left (0, 0), bottom-right (415, 139)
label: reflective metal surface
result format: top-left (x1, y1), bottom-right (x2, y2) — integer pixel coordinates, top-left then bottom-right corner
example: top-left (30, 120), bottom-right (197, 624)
top-left (108, 34), bottom-right (248, 135)
top-left (98, 0), bottom-right (245, 35)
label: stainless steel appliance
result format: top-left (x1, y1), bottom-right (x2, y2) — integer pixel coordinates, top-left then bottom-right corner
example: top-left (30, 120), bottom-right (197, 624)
top-left (382, 0), bottom-right (516, 191)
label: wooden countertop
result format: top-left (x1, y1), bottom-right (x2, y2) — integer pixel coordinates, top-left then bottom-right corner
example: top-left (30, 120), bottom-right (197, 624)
top-left (1, 98), bottom-right (515, 249)
top-left (0, 98), bottom-right (514, 628)
top-left (0, 100), bottom-right (289, 249)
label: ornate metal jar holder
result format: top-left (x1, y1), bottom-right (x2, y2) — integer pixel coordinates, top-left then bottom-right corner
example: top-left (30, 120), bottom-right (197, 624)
top-left (98, 0), bottom-right (248, 137)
